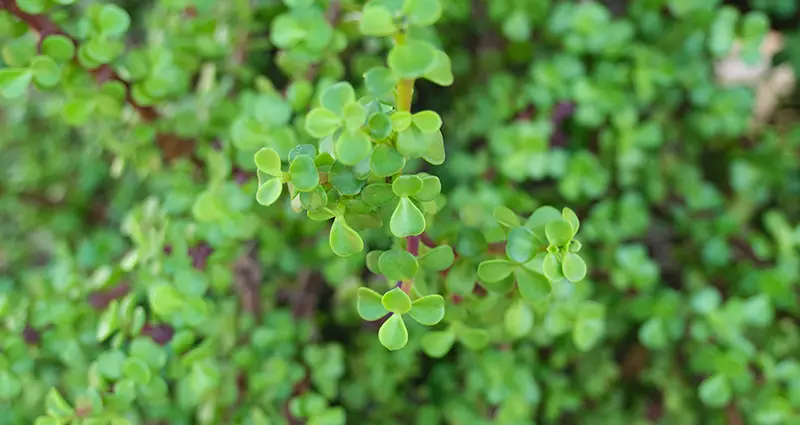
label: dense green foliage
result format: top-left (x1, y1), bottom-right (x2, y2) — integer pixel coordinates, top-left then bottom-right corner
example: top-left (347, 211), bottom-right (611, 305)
top-left (1, 0), bottom-right (799, 424)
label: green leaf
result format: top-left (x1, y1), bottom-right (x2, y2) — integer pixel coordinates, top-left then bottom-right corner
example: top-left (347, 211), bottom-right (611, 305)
top-left (391, 111), bottom-right (412, 131)
top-left (422, 130), bottom-right (446, 165)
top-left (543, 253), bottom-right (563, 281)
top-left (256, 178), bottom-right (283, 206)
top-left (562, 207), bottom-right (580, 233)
top-left (123, 357), bottom-right (152, 385)
top-left (0, 68), bottom-right (32, 99)
top-left (446, 261), bottom-right (476, 295)
top-left (379, 250), bottom-right (419, 281)
top-left (545, 219), bottom-right (574, 246)
top-left (343, 102), bottom-right (367, 130)
top-left (390, 197), bottom-right (426, 237)
top-left (362, 183), bottom-right (395, 208)
top-left (370, 144), bottom-right (406, 177)
top-left (409, 294), bottom-right (445, 325)
top-left (321, 82), bottom-right (355, 116)
top-left (35, 417), bottom-right (59, 425)
top-left (366, 250), bottom-right (383, 274)
top-left (505, 299), bottom-right (534, 338)
top-left (402, 0), bottom-right (442, 26)
top-left (418, 245), bottom-right (454, 271)
top-left (388, 41), bottom-right (435, 79)
top-left (494, 206), bottom-right (521, 228)
top-left (412, 110), bottom-right (442, 133)
top-left (130, 337), bottom-right (167, 369)
top-left (360, 5), bottom-right (398, 36)
top-left (457, 325), bottom-right (489, 350)
top-left (329, 216), bottom-right (364, 257)
top-left (271, 15), bottom-right (306, 48)
top-left (381, 287), bottom-right (412, 313)
top-left (573, 302), bottom-right (605, 351)
top-left (0, 371), bottom-right (21, 399)
top-left (367, 112), bottom-right (393, 140)
top-left (506, 227), bottom-right (538, 263)
top-left (148, 284), bottom-right (183, 317)
top-left (562, 252), bottom-right (587, 282)
top-left (396, 126), bottom-right (428, 158)
top-left (254, 148), bottom-right (282, 176)
top-left (41, 35), bottom-right (75, 63)
top-left (46, 388), bottom-right (74, 420)
top-left (639, 317), bottom-right (668, 349)
top-left (477, 259), bottom-right (516, 283)
top-left (289, 155), bottom-right (319, 192)
top-left (423, 49), bottom-right (454, 86)
top-left (299, 186), bottom-right (328, 211)
top-left (413, 175), bottom-right (441, 201)
top-left (30, 56), bottom-right (60, 87)
top-left (515, 268), bottom-right (551, 302)
top-left (329, 161), bottom-right (365, 196)
top-left (98, 4), bottom-right (131, 37)
top-left (363, 67), bottom-right (397, 96)
top-left (96, 300), bottom-right (120, 341)
top-left (421, 330), bottom-right (455, 358)
top-left (392, 175), bottom-right (423, 197)
top-left (306, 108), bottom-right (342, 138)
top-left (378, 314), bottom-right (408, 350)
top-left (335, 130), bottom-right (372, 165)
top-left (699, 375), bottom-right (731, 408)
top-left (525, 206), bottom-right (561, 241)
top-left (17, 0), bottom-right (47, 14)
top-left (357, 287), bottom-right (388, 320)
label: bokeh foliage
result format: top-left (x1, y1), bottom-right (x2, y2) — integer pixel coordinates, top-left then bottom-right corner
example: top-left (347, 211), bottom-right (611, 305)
top-left (1, 0), bottom-right (799, 424)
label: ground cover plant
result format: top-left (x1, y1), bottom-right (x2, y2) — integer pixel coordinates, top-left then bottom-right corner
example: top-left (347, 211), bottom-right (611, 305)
top-left (0, 0), bottom-right (799, 424)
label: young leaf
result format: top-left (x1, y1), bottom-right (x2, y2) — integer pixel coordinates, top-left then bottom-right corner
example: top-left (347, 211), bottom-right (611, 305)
top-left (506, 227), bottom-right (537, 263)
top-left (335, 130), bottom-right (372, 165)
top-left (359, 5), bottom-right (397, 36)
top-left (370, 144), bottom-right (406, 177)
top-left (381, 287), bottom-right (412, 314)
top-left (379, 250), bottom-right (419, 281)
top-left (390, 197), bottom-right (425, 237)
top-left (402, 0), bottom-right (442, 27)
top-left (562, 207), bottom-right (580, 233)
top-left (289, 155), bottom-right (319, 192)
top-left (396, 126), bottom-right (428, 158)
top-left (494, 206), bottom-right (521, 228)
top-left (562, 252), bottom-right (587, 282)
top-left (329, 216), bottom-right (364, 257)
top-left (0, 69), bottom-right (32, 99)
top-left (409, 294), bottom-right (445, 325)
top-left (414, 175), bottom-right (441, 201)
top-left (392, 175), bottom-right (423, 197)
top-left (543, 253), bottom-right (564, 281)
top-left (378, 314), bottom-right (408, 351)
top-left (525, 206), bottom-right (562, 241)
top-left (545, 219), bottom-right (574, 246)
top-left (256, 178), bottom-right (283, 206)
top-left (457, 325), bottom-right (490, 350)
top-left (412, 110), bottom-right (442, 133)
top-left (357, 287), bottom-right (388, 320)
top-left (423, 49), bottom-right (454, 86)
top-left (421, 330), bottom-right (455, 358)
top-left (343, 102), bottom-right (367, 130)
top-left (321, 82), bottom-right (355, 116)
top-left (254, 148), bottom-right (282, 176)
top-left (477, 259), bottom-right (516, 283)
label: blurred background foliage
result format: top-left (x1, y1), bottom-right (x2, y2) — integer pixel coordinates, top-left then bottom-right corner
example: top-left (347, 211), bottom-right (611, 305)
top-left (0, 0), bottom-right (799, 424)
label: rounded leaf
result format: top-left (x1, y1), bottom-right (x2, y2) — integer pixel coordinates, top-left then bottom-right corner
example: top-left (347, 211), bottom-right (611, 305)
top-left (505, 299), bottom-right (534, 338)
top-left (493, 206), bottom-right (521, 228)
top-left (41, 35), bottom-right (75, 62)
top-left (422, 130), bottom-right (446, 165)
top-left (357, 287), bottom-right (388, 320)
top-left (335, 130), bottom-right (372, 165)
top-left (256, 178), bottom-right (283, 206)
top-left (289, 155), bottom-right (319, 192)
top-left (392, 175), bottom-right (423, 197)
top-left (123, 357), bottom-right (151, 385)
top-left (542, 253), bottom-right (564, 281)
top-left (30, 56), bottom-right (60, 87)
top-left (423, 49), bottom-right (454, 86)
top-left (525, 206), bottom-right (561, 241)
top-left (343, 101), bottom-right (367, 130)
top-left (411, 110), bottom-right (442, 133)
top-left (329, 216), bottom-right (364, 257)
top-left (515, 268), bottom-right (551, 302)
top-left (254, 148), bottom-right (282, 176)
top-left (457, 325), bottom-right (490, 350)
top-left (370, 144), bottom-right (406, 177)
top-left (381, 287), bottom-right (412, 314)
top-left (477, 259), bottom-right (516, 283)
top-left (363, 67), bottom-right (397, 96)
top-left (391, 111), bottom-right (412, 132)
top-left (321, 82), bottom-right (355, 116)
top-left (414, 175), bottom-right (441, 201)
top-left (388, 41), bottom-right (435, 79)
top-left (98, 4), bottom-right (131, 37)
top-left (306, 108), bottom-right (342, 138)
top-left (562, 207), bottom-right (580, 233)
top-left (379, 250), bottom-right (419, 281)
top-left (418, 245), bottom-right (454, 271)
top-left (0, 69), bottom-right (32, 99)
top-left (362, 183), bottom-right (395, 208)
top-left (545, 219), bottom-right (574, 246)
top-left (367, 113), bottom-right (393, 140)
top-left (396, 126), bottom-right (428, 158)
top-left (390, 197), bottom-right (425, 237)
top-left (421, 330), bottom-right (455, 358)
top-left (403, 0), bottom-right (442, 27)
top-left (562, 252), bottom-right (587, 282)
top-left (378, 314), bottom-right (408, 351)
top-left (409, 294), bottom-right (445, 326)
top-left (359, 5), bottom-right (397, 36)
top-left (699, 374), bottom-right (731, 408)
top-left (506, 227), bottom-right (537, 263)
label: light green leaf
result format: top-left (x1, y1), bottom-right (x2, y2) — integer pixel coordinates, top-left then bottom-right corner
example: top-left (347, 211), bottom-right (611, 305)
top-left (543, 253), bottom-right (563, 281)
top-left (378, 314), bottom-right (408, 350)
top-left (392, 175), bottom-right (423, 197)
top-left (418, 245), bottom-right (454, 271)
top-left (494, 206), bottom-right (521, 228)
top-left (289, 155), bottom-right (319, 192)
top-left (699, 374), bottom-right (731, 408)
top-left (390, 197), bottom-right (425, 237)
top-left (506, 227), bottom-right (538, 263)
top-left (505, 299), bottom-right (534, 338)
top-left (357, 287), bottom-right (388, 320)
top-left (413, 175), bottom-right (441, 201)
top-left (409, 294), bottom-right (445, 325)
top-left (515, 268), bottom-right (551, 302)
top-left (256, 178), bottom-right (283, 206)
top-left (321, 81), bottom-right (355, 116)
top-left (562, 252), bottom-right (587, 282)
top-left (306, 107), bottom-right (342, 138)
top-left (46, 388), bottom-right (74, 420)
top-left (335, 130), bottom-right (372, 165)
top-left (477, 259), bottom-right (516, 283)
top-left (402, 0), bottom-right (442, 27)
top-left (421, 330), bottom-right (455, 358)
top-left (396, 126), bottom-right (429, 158)
top-left (254, 147), bottom-right (282, 176)
top-left (98, 4), bottom-right (131, 37)
top-left (545, 219), bottom-right (574, 246)
top-left (379, 250), bottom-right (419, 281)
top-left (412, 110), bottom-right (442, 133)
top-left (0, 68), bottom-right (32, 99)
top-left (388, 40), bottom-right (435, 79)
top-left (423, 49), bottom-right (454, 86)
top-left (363, 66), bottom-right (397, 95)
top-left (525, 206), bottom-right (561, 241)
top-left (370, 144), bottom-right (406, 177)
top-left (562, 207), bottom-right (580, 233)
top-left (329, 216), bottom-right (364, 257)
top-left (360, 5), bottom-right (398, 36)
top-left (573, 302), bottom-right (605, 351)
top-left (381, 287), bottom-right (412, 314)
top-left (457, 325), bottom-right (489, 350)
